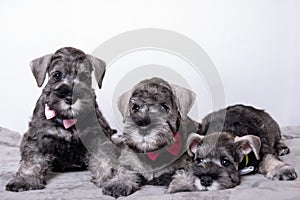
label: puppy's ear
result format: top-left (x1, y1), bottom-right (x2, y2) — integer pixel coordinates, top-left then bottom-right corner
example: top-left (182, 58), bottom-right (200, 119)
top-left (86, 55), bottom-right (106, 89)
top-left (30, 54), bottom-right (53, 87)
top-left (171, 84), bottom-right (196, 120)
top-left (187, 133), bottom-right (204, 157)
top-left (117, 90), bottom-right (132, 121)
top-left (234, 135), bottom-right (261, 161)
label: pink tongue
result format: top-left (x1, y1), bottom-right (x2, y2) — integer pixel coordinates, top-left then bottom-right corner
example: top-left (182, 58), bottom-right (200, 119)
top-left (63, 119), bottom-right (78, 129)
top-left (45, 104), bottom-right (56, 119)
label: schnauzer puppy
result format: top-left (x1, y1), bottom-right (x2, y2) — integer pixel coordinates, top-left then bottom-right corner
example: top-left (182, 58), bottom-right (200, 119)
top-left (95, 77), bottom-right (200, 198)
top-left (6, 47), bottom-right (115, 192)
top-left (167, 104), bottom-right (297, 193)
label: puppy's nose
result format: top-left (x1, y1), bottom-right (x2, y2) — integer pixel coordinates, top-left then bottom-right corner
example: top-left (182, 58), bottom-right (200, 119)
top-left (55, 84), bottom-right (77, 105)
top-left (200, 176), bottom-right (213, 187)
top-left (65, 95), bottom-right (77, 105)
top-left (55, 84), bottom-right (72, 97)
top-left (134, 116), bottom-right (151, 127)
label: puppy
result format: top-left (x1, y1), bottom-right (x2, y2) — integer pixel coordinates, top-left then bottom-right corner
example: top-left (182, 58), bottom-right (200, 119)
top-left (6, 47), bottom-right (115, 192)
top-left (96, 77), bottom-right (200, 198)
top-left (167, 104), bottom-right (297, 193)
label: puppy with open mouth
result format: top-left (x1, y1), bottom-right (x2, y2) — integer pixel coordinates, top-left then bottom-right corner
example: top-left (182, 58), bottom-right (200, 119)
top-left (167, 104), bottom-right (297, 193)
top-left (95, 77), bottom-right (200, 198)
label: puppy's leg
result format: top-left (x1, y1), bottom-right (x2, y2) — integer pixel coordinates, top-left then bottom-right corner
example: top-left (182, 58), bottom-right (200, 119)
top-left (101, 167), bottom-right (142, 198)
top-left (274, 139), bottom-right (290, 156)
top-left (166, 170), bottom-right (196, 194)
top-left (6, 152), bottom-right (49, 192)
top-left (259, 154), bottom-right (297, 181)
top-left (89, 157), bottom-right (114, 187)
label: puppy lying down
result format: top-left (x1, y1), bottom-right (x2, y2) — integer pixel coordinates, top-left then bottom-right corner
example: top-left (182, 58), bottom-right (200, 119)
top-left (96, 77), bottom-right (200, 198)
top-left (167, 104), bottom-right (297, 193)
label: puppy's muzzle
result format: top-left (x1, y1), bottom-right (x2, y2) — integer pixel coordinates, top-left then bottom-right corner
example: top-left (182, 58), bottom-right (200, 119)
top-left (133, 115), bottom-right (151, 127)
top-left (200, 175), bottom-right (213, 187)
top-left (54, 84), bottom-right (78, 105)
top-left (193, 163), bottom-right (220, 187)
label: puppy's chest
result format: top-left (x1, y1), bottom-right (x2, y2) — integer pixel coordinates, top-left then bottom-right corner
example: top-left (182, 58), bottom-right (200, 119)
top-left (38, 127), bottom-right (87, 159)
top-left (120, 150), bottom-right (189, 181)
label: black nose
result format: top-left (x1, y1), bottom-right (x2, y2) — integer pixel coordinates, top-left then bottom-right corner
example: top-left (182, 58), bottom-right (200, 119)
top-left (134, 117), bottom-right (151, 127)
top-left (64, 95), bottom-right (77, 105)
top-left (55, 84), bottom-right (77, 105)
top-left (200, 176), bottom-right (213, 187)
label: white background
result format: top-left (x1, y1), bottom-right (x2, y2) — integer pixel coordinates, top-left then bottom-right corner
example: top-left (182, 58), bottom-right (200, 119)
top-left (0, 0), bottom-right (299, 134)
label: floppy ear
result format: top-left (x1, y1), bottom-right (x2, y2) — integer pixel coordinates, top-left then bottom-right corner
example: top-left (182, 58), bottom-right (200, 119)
top-left (117, 90), bottom-right (132, 121)
top-left (86, 55), bottom-right (106, 89)
top-left (30, 54), bottom-right (53, 87)
top-left (187, 133), bottom-right (204, 157)
top-left (234, 135), bottom-right (261, 161)
top-left (171, 84), bottom-right (196, 120)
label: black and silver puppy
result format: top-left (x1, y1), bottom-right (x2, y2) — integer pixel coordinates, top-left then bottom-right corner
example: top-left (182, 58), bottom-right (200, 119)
top-left (6, 47), bottom-right (115, 192)
top-left (96, 77), bottom-right (200, 198)
top-left (167, 104), bottom-right (297, 193)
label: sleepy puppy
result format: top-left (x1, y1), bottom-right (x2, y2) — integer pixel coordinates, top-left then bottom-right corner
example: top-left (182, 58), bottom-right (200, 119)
top-left (167, 104), bottom-right (297, 193)
top-left (97, 77), bottom-right (200, 198)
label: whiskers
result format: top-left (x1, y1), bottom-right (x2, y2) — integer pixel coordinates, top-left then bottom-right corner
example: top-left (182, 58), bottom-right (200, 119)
top-left (123, 120), bottom-right (174, 153)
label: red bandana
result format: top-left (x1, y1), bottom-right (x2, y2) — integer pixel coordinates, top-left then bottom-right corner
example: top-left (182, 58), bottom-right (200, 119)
top-left (147, 132), bottom-right (182, 161)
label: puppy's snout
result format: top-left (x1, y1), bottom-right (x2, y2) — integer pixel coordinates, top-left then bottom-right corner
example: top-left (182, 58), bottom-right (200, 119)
top-left (131, 104), bottom-right (152, 127)
top-left (55, 84), bottom-right (77, 105)
top-left (65, 95), bottom-right (77, 105)
top-left (200, 175), bottom-right (213, 187)
top-left (134, 116), bottom-right (151, 127)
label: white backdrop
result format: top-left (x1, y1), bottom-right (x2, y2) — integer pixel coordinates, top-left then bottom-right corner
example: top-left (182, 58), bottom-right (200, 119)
top-left (0, 0), bottom-right (299, 134)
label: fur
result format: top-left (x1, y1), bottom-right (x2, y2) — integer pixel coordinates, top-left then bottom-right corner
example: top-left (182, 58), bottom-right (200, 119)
top-left (6, 47), bottom-right (115, 192)
top-left (96, 77), bottom-right (200, 198)
top-left (167, 104), bottom-right (297, 193)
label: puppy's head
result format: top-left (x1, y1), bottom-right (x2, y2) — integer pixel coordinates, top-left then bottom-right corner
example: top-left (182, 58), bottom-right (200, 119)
top-left (187, 132), bottom-right (261, 190)
top-left (117, 77), bottom-right (196, 153)
top-left (30, 47), bottom-right (106, 119)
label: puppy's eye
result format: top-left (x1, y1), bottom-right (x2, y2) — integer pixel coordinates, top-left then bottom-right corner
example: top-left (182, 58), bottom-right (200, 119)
top-left (221, 158), bottom-right (231, 167)
top-left (160, 103), bottom-right (169, 113)
top-left (52, 72), bottom-right (62, 81)
top-left (196, 158), bottom-right (204, 164)
top-left (132, 104), bottom-right (140, 112)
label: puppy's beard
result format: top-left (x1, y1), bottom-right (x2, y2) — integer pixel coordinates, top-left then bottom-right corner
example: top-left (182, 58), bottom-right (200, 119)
top-left (194, 177), bottom-right (220, 191)
top-left (193, 165), bottom-right (240, 190)
top-left (217, 171), bottom-right (240, 189)
top-left (53, 100), bottom-right (81, 118)
top-left (123, 119), bottom-right (174, 153)
top-left (52, 98), bottom-right (94, 119)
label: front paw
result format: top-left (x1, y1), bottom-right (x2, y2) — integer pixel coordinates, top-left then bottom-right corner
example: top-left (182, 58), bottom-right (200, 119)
top-left (266, 164), bottom-right (297, 181)
top-left (102, 180), bottom-right (139, 198)
top-left (167, 185), bottom-right (194, 194)
top-left (6, 176), bottom-right (45, 192)
top-left (166, 170), bottom-right (196, 194)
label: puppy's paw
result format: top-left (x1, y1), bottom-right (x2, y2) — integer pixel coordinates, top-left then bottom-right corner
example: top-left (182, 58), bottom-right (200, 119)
top-left (166, 170), bottom-right (196, 194)
top-left (102, 180), bottom-right (139, 198)
top-left (166, 185), bottom-right (194, 194)
top-left (275, 142), bottom-right (290, 156)
top-left (266, 164), bottom-right (297, 181)
top-left (6, 176), bottom-right (45, 192)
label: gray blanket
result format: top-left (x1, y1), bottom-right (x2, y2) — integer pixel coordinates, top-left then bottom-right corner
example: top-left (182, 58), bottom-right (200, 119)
top-left (1, 126), bottom-right (299, 200)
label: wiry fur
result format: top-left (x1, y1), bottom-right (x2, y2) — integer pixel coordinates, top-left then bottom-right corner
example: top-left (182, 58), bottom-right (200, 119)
top-left (120, 78), bottom-right (181, 153)
top-left (95, 78), bottom-right (200, 198)
top-left (167, 104), bottom-right (297, 193)
top-left (6, 47), bottom-right (115, 192)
